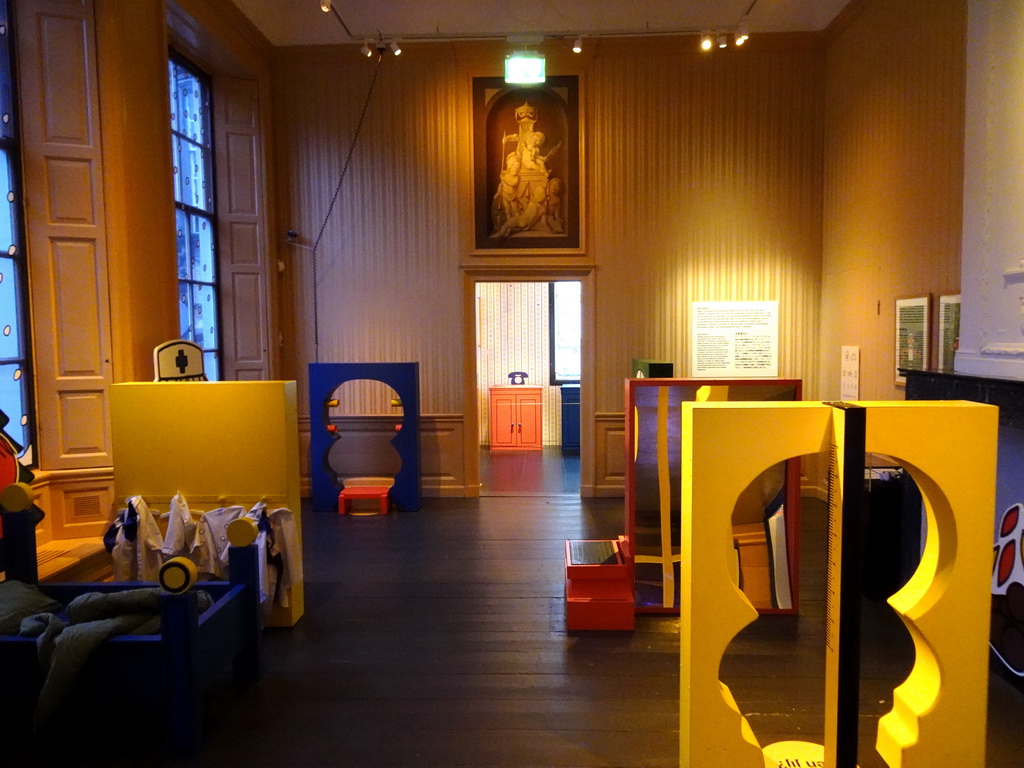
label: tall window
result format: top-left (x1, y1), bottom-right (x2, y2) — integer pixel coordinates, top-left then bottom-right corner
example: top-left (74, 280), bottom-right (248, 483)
top-left (169, 55), bottom-right (220, 379)
top-left (0, 0), bottom-right (35, 463)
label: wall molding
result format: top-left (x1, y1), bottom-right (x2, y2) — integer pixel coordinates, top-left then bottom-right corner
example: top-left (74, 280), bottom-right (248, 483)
top-left (30, 466), bottom-right (116, 544)
top-left (590, 412), bottom-right (625, 497)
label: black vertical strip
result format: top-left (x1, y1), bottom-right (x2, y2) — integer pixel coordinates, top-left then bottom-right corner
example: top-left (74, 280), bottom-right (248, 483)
top-left (835, 403), bottom-right (867, 768)
top-left (0, 508), bottom-right (38, 583)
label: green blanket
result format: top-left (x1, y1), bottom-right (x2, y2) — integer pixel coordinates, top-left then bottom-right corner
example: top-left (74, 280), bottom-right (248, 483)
top-left (14, 585), bottom-right (211, 728)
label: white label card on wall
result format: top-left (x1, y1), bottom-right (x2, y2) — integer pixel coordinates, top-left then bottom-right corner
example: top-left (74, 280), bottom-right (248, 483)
top-left (840, 346), bottom-right (860, 400)
top-left (690, 301), bottom-right (779, 378)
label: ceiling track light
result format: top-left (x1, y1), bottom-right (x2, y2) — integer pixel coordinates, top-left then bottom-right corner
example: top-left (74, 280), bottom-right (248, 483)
top-left (572, 36), bottom-right (582, 53)
top-left (701, 26), bottom-right (749, 52)
top-left (388, 40), bottom-right (402, 56)
top-left (360, 39), bottom-right (373, 57)
top-left (319, 0), bottom-right (331, 12)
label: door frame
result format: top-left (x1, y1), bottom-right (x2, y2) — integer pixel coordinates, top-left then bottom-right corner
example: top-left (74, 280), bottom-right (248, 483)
top-left (462, 265), bottom-right (595, 496)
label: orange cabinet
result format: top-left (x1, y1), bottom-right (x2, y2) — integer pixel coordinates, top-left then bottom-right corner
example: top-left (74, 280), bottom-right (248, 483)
top-left (489, 386), bottom-right (542, 450)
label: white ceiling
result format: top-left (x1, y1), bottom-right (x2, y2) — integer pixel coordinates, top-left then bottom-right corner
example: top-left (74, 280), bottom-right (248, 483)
top-left (229, 0), bottom-right (851, 47)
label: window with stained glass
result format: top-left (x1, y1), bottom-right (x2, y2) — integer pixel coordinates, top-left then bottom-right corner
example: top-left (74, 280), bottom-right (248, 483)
top-left (0, 0), bottom-right (35, 464)
top-left (169, 55), bottom-right (220, 380)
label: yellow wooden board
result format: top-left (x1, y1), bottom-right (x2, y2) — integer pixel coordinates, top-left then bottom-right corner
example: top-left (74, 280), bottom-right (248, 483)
top-left (110, 381), bottom-right (303, 626)
top-left (679, 401), bottom-right (997, 768)
top-left (762, 740), bottom-right (859, 767)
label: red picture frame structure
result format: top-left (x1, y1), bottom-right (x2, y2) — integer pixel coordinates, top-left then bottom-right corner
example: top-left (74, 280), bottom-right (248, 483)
top-left (623, 377), bottom-right (803, 615)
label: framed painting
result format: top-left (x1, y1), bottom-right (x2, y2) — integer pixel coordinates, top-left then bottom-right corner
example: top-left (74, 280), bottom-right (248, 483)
top-left (472, 75), bottom-right (580, 252)
top-left (895, 295), bottom-right (930, 384)
top-left (936, 293), bottom-right (961, 374)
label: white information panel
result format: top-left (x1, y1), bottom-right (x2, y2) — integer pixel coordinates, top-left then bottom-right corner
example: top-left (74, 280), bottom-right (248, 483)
top-left (691, 301), bottom-right (779, 378)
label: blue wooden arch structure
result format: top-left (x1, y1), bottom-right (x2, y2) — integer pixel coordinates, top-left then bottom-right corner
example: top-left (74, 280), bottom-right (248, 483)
top-left (308, 363), bottom-right (421, 513)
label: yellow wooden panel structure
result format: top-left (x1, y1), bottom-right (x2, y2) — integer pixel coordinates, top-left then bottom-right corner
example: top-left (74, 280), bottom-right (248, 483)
top-left (864, 402), bottom-right (996, 767)
top-left (679, 401), bottom-right (997, 768)
top-left (680, 401), bottom-right (832, 766)
top-left (110, 381), bottom-right (303, 626)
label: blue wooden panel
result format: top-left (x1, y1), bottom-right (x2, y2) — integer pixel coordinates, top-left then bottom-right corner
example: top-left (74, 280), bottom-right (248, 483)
top-left (308, 363), bottom-right (421, 513)
top-left (560, 385), bottom-right (580, 453)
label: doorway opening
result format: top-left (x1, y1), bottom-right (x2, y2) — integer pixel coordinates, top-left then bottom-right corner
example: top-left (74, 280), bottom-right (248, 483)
top-left (475, 280), bottom-right (581, 496)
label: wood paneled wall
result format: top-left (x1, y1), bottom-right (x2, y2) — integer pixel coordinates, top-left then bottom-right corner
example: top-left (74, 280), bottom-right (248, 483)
top-left (819, 0), bottom-right (966, 400)
top-left (20, 0), bottom-right (114, 473)
top-left (586, 39), bottom-right (825, 413)
top-left (272, 36), bottom-right (827, 493)
top-left (273, 46), bottom-right (467, 416)
top-left (11, 0), bottom-right (972, 505)
top-left (11, 0), bottom-right (278, 543)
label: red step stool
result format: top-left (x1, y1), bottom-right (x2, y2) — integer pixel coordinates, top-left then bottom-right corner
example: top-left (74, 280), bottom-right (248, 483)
top-left (564, 538), bottom-right (634, 630)
top-left (337, 485), bottom-right (391, 515)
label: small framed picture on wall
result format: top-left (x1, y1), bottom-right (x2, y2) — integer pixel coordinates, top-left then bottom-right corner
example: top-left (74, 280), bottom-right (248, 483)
top-left (937, 293), bottom-right (961, 374)
top-left (895, 295), bottom-right (931, 385)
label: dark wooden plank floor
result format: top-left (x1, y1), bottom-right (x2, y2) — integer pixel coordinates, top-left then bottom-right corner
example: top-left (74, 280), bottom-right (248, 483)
top-left (8, 485), bottom-right (1024, 766)
top-left (479, 447), bottom-right (581, 496)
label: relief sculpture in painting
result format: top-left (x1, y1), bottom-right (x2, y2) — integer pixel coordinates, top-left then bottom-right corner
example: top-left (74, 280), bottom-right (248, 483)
top-left (490, 102), bottom-right (564, 239)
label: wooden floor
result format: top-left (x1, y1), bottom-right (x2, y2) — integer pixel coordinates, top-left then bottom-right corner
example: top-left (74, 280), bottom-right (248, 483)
top-left (9, 473), bottom-right (1024, 766)
top-left (479, 446), bottom-right (581, 496)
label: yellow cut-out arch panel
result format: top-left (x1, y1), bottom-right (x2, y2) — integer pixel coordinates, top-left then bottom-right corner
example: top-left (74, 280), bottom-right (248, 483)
top-left (680, 402), bottom-right (832, 765)
top-left (679, 401), bottom-right (996, 768)
top-left (862, 402), bottom-right (996, 767)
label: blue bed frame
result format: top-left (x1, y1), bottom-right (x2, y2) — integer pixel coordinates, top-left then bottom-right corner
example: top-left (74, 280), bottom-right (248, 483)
top-left (0, 508), bottom-right (262, 755)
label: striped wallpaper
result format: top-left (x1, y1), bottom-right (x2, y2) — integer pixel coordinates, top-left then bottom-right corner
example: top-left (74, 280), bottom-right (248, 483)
top-left (270, 10), bottom-right (966, 490)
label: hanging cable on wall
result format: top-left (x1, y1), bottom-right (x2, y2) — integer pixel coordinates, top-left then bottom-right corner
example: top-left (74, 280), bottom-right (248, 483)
top-left (307, 48), bottom-right (386, 363)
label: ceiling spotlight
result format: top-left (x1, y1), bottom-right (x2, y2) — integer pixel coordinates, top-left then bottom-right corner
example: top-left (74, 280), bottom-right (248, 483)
top-left (319, 0), bottom-right (331, 12)
top-left (388, 40), bottom-right (402, 56)
top-left (572, 36), bottom-right (582, 53)
top-left (735, 23), bottom-right (749, 45)
top-left (700, 31), bottom-right (713, 51)
top-left (717, 33), bottom-right (728, 49)
top-left (360, 39), bottom-right (373, 57)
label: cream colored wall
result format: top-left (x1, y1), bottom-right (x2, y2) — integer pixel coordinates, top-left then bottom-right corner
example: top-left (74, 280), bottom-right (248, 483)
top-left (818, 0), bottom-right (966, 401)
top-left (272, 36), bottom-right (827, 494)
top-left (957, 0), bottom-right (1024, 380)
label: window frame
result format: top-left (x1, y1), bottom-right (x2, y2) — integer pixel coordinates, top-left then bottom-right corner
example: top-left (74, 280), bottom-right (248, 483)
top-left (0, 0), bottom-right (36, 464)
top-left (169, 51), bottom-right (222, 380)
top-left (548, 280), bottom-right (581, 386)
